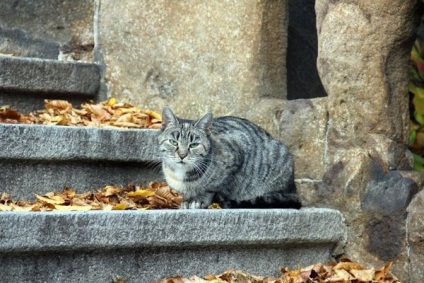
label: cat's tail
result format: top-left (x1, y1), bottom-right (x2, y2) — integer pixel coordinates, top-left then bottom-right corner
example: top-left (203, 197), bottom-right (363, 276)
top-left (215, 190), bottom-right (302, 209)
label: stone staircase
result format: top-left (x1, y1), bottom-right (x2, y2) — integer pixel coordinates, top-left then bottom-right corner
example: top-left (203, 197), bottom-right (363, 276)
top-left (0, 56), bottom-right (347, 282)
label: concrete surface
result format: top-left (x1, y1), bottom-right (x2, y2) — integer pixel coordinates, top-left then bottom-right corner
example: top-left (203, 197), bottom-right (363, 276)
top-left (0, 124), bottom-right (162, 198)
top-left (0, 56), bottom-right (100, 112)
top-left (0, 208), bottom-right (346, 282)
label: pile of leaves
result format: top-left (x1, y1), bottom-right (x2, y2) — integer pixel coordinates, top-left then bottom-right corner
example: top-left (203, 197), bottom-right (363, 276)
top-left (0, 183), bottom-right (183, 212)
top-left (154, 258), bottom-right (398, 283)
top-left (0, 98), bottom-right (162, 129)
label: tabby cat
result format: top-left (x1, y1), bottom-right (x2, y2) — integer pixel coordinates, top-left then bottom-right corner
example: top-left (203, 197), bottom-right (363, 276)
top-left (158, 107), bottom-right (301, 209)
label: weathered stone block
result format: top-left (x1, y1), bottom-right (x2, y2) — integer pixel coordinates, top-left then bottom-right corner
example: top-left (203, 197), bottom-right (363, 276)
top-left (0, 124), bottom-right (162, 198)
top-left (279, 98), bottom-right (328, 180)
top-left (316, 0), bottom-right (419, 150)
top-left (98, 0), bottom-right (288, 135)
top-left (0, 0), bottom-right (95, 61)
top-left (0, 209), bottom-right (346, 282)
top-left (407, 190), bottom-right (424, 282)
top-left (0, 57), bottom-right (100, 112)
top-left (315, 1), bottom-right (421, 281)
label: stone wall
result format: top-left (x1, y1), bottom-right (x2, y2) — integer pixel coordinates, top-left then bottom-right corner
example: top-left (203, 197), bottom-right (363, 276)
top-left (97, 0), bottom-right (288, 137)
top-left (0, 0), bottom-right (95, 61)
top-left (279, 1), bottom-right (424, 282)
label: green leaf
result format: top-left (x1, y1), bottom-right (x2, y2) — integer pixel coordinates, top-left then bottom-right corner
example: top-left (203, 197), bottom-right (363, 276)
top-left (413, 94), bottom-right (424, 116)
top-left (409, 130), bottom-right (417, 145)
top-left (413, 153), bottom-right (424, 172)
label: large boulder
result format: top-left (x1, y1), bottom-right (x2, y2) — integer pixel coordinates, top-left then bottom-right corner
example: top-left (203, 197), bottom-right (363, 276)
top-left (316, 0), bottom-right (419, 168)
top-left (408, 190), bottom-right (424, 283)
top-left (312, 1), bottom-right (422, 281)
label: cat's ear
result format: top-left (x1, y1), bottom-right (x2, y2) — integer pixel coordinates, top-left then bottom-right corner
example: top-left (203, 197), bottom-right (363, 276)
top-left (161, 106), bottom-right (179, 131)
top-left (195, 112), bottom-right (213, 132)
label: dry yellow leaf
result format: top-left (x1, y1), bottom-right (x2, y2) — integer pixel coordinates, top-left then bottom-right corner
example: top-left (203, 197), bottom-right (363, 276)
top-left (208, 203), bottom-right (222, 209)
top-left (29, 204), bottom-right (43, 211)
top-left (375, 262), bottom-right (393, 280)
top-left (0, 204), bottom-right (12, 211)
top-left (112, 203), bottom-right (128, 210)
top-left (35, 194), bottom-right (65, 205)
top-left (108, 97), bottom-right (117, 106)
top-left (112, 121), bottom-right (142, 128)
top-left (126, 189), bottom-right (155, 197)
top-left (54, 205), bottom-right (92, 211)
top-left (45, 100), bottom-right (72, 111)
top-left (333, 269), bottom-right (354, 280)
top-left (145, 109), bottom-right (162, 121)
top-left (103, 186), bottom-right (122, 197)
top-left (148, 123), bottom-right (162, 129)
top-left (49, 115), bottom-right (67, 125)
top-left (116, 113), bottom-right (134, 123)
top-left (119, 107), bottom-right (141, 114)
top-left (1, 202), bottom-right (42, 212)
top-left (333, 261), bottom-right (363, 271)
top-left (350, 269), bottom-right (374, 281)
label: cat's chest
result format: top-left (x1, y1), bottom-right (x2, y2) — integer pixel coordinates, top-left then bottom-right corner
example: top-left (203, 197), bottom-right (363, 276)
top-left (163, 165), bottom-right (188, 193)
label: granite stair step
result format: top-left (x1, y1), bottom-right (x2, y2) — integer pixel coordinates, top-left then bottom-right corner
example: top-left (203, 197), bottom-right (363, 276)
top-left (0, 208), bottom-right (346, 282)
top-left (0, 123), bottom-right (162, 198)
top-left (0, 56), bottom-right (101, 112)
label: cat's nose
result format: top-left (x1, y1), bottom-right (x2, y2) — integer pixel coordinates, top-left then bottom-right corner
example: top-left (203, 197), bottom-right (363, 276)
top-left (178, 151), bottom-right (188, 160)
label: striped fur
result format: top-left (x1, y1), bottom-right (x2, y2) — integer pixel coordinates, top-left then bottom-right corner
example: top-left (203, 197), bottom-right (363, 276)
top-left (158, 107), bottom-right (301, 209)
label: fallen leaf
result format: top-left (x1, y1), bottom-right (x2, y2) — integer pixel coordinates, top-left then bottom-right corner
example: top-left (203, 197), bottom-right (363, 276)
top-left (350, 269), bottom-right (374, 281)
top-left (0, 204), bottom-right (12, 211)
top-left (35, 194), bottom-right (65, 205)
top-left (103, 186), bottom-right (122, 197)
top-left (112, 203), bottom-right (129, 210)
top-left (54, 205), bottom-right (92, 211)
top-left (127, 189), bottom-right (155, 197)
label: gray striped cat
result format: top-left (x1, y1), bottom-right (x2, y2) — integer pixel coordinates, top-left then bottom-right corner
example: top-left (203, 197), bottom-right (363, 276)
top-left (158, 107), bottom-right (301, 209)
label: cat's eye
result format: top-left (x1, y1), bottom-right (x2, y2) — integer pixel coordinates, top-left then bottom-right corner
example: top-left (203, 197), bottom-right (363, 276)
top-left (169, 139), bottom-right (178, 146)
top-left (189, 143), bottom-right (200, 149)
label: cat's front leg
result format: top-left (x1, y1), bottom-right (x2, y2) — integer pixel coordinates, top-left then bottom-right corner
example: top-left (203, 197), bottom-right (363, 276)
top-left (180, 192), bottom-right (214, 209)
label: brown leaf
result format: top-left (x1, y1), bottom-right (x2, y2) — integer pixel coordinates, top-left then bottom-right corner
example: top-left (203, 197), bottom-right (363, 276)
top-left (35, 194), bottom-right (65, 205)
top-left (144, 109), bottom-right (162, 121)
top-left (333, 261), bottom-right (363, 271)
top-left (350, 269), bottom-right (374, 281)
top-left (103, 186), bottom-right (122, 197)
top-left (375, 262), bottom-right (393, 280)
top-left (54, 205), bottom-right (92, 211)
top-left (44, 100), bottom-right (72, 112)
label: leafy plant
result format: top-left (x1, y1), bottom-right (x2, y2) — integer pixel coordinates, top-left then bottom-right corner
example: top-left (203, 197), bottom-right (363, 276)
top-left (408, 36), bottom-right (424, 171)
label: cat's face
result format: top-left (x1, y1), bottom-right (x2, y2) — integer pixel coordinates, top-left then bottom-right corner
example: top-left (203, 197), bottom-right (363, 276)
top-left (158, 107), bottom-right (212, 169)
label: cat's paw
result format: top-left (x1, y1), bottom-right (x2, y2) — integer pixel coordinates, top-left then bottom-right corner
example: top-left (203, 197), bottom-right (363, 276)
top-left (180, 200), bottom-right (204, 209)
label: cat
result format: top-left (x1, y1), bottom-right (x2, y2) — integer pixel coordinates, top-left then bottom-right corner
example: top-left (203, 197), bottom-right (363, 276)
top-left (157, 107), bottom-right (301, 209)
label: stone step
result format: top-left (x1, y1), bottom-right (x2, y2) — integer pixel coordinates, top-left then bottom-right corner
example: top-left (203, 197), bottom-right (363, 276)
top-left (0, 56), bottom-right (100, 112)
top-left (0, 208), bottom-right (346, 282)
top-left (0, 123), bottom-right (162, 198)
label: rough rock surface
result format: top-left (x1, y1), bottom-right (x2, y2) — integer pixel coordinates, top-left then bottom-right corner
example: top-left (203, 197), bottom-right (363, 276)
top-left (0, 0), bottom-right (94, 61)
top-left (311, 1), bottom-right (422, 281)
top-left (98, 0), bottom-right (288, 136)
top-left (279, 98), bottom-right (328, 180)
top-left (316, 0), bottom-right (419, 168)
top-left (407, 190), bottom-right (424, 283)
